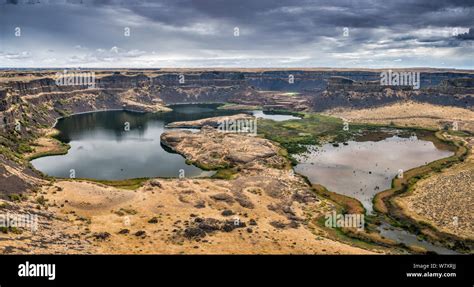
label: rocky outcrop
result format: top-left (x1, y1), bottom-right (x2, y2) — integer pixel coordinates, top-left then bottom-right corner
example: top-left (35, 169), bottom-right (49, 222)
top-left (165, 113), bottom-right (254, 128)
top-left (442, 78), bottom-right (474, 88)
top-left (0, 154), bottom-right (43, 199)
top-left (0, 89), bottom-right (9, 112)
top-left (160, 126), bottom-right (287, 170)
top-left (229, 91), bottom-right (311, 111)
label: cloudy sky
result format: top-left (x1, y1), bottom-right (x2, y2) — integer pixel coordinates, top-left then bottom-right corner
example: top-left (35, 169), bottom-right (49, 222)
top-left (0, 0), bottom-right (473, 68)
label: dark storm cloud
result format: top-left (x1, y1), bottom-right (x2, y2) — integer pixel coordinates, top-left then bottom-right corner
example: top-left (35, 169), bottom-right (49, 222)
top-left (123, 0), bottom-right (474, 29)
top-left (457, 28), bottom-right (474, 40)
top-left (0, 0), bottom-right (473, 68)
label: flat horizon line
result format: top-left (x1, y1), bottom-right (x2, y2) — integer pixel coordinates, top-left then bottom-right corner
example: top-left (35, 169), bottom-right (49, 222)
top-left (1, 67), bottom-right (474, 72)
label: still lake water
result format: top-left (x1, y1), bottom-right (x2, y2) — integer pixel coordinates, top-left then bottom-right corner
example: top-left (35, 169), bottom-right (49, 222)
top-left (294, 135), bottom-right (453, 213)
top-left (250, 110), bottom-right (301, 121)
top-left (31, 104), bottom-right (300, 180)
top-left (294, 133), bottom-right (458, 253)
top-left (31, 104), bottom-right (243, 180)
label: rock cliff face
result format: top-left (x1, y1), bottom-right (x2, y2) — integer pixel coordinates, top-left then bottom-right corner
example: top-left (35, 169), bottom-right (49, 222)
top-left (243, 70), bottom-right (474, 92)
top-left (0, 69), bottom-right (472, 150)
top-left (0, 154), bottom-right (43, 197)
top-left (1, 69), bottom-right (473, 122)
top-left (0, 69), bottom-right (472, 135)
top-left (312, 76), bottom-right (474, 111)
top-left (0, 71), bottom-right (254, 134)
top-left (0, 70), bottom-right (474, 117)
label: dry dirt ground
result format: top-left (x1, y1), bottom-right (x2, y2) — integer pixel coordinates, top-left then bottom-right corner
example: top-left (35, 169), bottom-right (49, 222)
top-left (35, 178), bottom-right (373, 254)
top-left (325, 101), bottom-right (474, 132)
top-left (0, 173), bottom-right (375, 254)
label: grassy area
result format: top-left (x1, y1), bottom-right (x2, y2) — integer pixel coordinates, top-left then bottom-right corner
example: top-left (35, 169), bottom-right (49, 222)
top-left (18, 142), bottom-right (34, 153)
top-left (8, 193), bottom-right (28, 202)
top-left (0, 130), bottom-right (37, 163)
top-left (74, 178), bottom-right (150, 190)
top-left (26, 141), bottom-right (70, 161)
top-left (446, 129), bottom-right (472, 138)
top-left (312, 184), bottom-right (365, 215)
top-left (257, 113), bottom-right (352, 154)
top-left (217, 103), bottom-right (261, 110)
top-left (53, 107), bottom-right (71, 118)
top-left (212, 168), bottom-right (239, 180)
top-left (303, 185), bottom-right (392, 253)
top-left (0, 144), bottom-right (22, 162)
top-left (185, 159), bottom-right (231, 171)
top-left (257, 112), bottom-right (458, 156)
top-left (308, 183), bottom-right (404, 252)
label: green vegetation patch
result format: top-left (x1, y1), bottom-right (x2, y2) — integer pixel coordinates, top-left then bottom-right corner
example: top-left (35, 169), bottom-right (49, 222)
top-left (257, 113), bottom-right (348, 154)
top-left (212, 168), bottom-right (239, 180)
top-left (217, 103), bottom-right (261, 110)
top-left (8, 193), bottom-right (28, 202)
top-left (77, 178), bottom-right (149, 190)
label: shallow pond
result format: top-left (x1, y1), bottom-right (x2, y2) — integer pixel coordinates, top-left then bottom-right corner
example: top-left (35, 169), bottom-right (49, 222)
top-left (377, 223), bottom-right (458, 254)
top-left (250, 110), bottom-right (301, 121)
top-left (294, 134), bottom-right (454, 213)
top-left (294, 132), bottom-right (458, 253)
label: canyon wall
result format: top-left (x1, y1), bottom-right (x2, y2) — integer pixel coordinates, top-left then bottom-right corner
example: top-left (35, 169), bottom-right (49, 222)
top-left (313, 76), bottom-right (474, 111)
top-left (1, 69), bottom-right (473, 114)
top-left (1, 69), bottom-right (473, 144)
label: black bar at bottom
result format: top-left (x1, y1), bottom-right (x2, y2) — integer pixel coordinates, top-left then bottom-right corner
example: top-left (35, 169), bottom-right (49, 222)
top-left (0, 254), bottom-right (471, 286)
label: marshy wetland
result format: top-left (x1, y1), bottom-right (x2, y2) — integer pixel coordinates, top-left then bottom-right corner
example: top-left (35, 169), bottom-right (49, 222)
top-left (257, 113), bottom-right (467, 253)
top-left (294, 134), bottom-right (454, 213)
